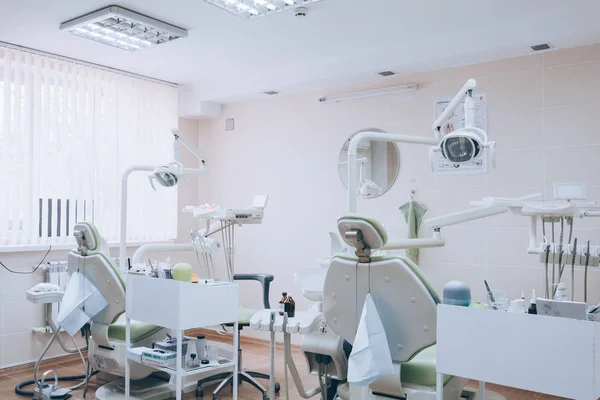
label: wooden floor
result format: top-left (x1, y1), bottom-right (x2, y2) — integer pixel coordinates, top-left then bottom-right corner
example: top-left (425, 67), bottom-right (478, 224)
top-left (0, 333), bottom-right (569, 400)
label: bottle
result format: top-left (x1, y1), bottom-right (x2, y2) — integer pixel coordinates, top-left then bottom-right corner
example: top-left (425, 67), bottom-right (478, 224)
top-left (284, 293), bottom-right (296, 318)
top-left (555, 282), bottom-right (568, 301)
top-left (279, 292), bottom-right (288, 316)
top-left (196, 335), bottom-right (207, 360)
top-left (528, 289), bottom-right (537, 315)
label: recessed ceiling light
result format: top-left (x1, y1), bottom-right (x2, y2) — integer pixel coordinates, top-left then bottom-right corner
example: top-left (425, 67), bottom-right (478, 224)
top-left (263, 91), bottom-right (280, 95)
top-left (204, 0), bottom-right (324, 19)
top-left (531, 43), bottom-right (552, 52)
top-left (59, 6), bottom-right (188, 51)
top-left (377, 71), bottom-right (396, 77)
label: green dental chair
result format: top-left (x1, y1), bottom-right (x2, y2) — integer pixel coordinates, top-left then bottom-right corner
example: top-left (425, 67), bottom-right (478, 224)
top-left (69, 222), bottom-right (172, 400)
top-left (322, 214), bottom-right (468, 400)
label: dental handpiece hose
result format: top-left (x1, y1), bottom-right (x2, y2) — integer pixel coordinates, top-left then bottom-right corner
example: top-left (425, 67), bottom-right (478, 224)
top-left (283, 313), bottom-right (289, 400)
top-left (585, 241), bottom-right (591, 303)
top-left (571, 237), bottom-right (578, 301)
top-left (269, 311), bottom-right (276, 400)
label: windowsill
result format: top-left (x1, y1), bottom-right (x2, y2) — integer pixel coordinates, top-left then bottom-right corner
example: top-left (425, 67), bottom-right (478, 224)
top-left (0, 240), bottom-right (177, 254)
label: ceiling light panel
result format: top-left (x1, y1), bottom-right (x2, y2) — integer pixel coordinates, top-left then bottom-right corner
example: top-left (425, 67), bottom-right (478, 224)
top-left (60, 6), bottom-right (188, 51)
top-left (204, 0), bottom-right (323, 19)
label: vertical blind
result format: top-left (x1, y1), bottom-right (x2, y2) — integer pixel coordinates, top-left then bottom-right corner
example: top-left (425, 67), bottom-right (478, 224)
top-left (0, 46), bottom-right (179, 247)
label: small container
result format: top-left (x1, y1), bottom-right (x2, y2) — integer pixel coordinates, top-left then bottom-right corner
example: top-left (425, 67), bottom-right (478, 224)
top-left (555, 282), bottom-right (568, 301)
top-left (528, 289), bottom-right (537, 315)
top-left (443, 280), bottom-right (471, 307)
top-left (196, 335), bottom-right (207, 360)
top-left (284, 293), bottom-right (296, 318)
top-left (486, 290), bottom-right (508, 311)
top-left (279, 292), bottom-right (288, 316)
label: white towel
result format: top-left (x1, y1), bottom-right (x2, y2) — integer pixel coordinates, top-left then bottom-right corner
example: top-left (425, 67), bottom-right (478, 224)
top-left (347, 293), bottom-right (394, 386)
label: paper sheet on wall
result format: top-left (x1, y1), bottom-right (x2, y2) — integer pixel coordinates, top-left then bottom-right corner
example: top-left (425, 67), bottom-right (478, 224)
top-left (433, 93), bottom-right (487, 174)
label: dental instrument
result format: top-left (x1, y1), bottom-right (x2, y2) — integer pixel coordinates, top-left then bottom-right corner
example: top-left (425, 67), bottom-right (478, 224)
top-left (584, 240), bottom-right (591, 303)
top-left (552, 217), bottom-right (556, 290)
top-left (544, 242), bottom-right (551, 298)
top-left (570, 237), bottom-right (578, 301)
top-left (484, 280), bottom-right (497, 311)
top-left (283, 312), bottom-right (290, 400)
top-left (554, 217), bottom-right (564, 298)
top-left (269, 311), bottom-right (277, 400)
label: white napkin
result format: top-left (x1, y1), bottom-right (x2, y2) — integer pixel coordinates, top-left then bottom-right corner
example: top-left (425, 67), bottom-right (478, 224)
top-left (58, 271), bottom-right (108, 336)
top-left (348, 293), bottom-right (394, 386)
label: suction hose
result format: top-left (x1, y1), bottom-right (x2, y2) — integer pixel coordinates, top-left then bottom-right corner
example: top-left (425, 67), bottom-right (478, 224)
top-left (15, 371), bottom-right (100, 398)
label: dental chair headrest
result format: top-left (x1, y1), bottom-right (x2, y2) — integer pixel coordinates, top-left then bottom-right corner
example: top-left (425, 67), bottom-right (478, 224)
top-left (337, 214), bottom-right (388, 251)
top-left (73, 222), bottom-right (100, 256)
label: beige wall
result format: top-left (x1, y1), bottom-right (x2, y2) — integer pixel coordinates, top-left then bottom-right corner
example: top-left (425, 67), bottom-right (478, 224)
top-left (0, 118), bottom-right (200, 368)
top-left (198, 43), bottom-right (600, 341)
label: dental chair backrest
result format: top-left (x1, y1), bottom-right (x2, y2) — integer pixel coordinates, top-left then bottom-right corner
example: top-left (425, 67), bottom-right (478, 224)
top-left (323, 214), bottom-right (439, 363)
top-left (69, 222), bottom-right (126, 349)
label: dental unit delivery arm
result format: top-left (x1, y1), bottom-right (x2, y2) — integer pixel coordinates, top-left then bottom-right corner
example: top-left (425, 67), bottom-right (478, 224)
top-left (347, 132), bottom-right (438, 213)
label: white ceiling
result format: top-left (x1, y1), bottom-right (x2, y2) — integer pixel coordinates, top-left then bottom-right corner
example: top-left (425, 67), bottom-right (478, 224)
top-left (2, 0), bottom-right (600, 103)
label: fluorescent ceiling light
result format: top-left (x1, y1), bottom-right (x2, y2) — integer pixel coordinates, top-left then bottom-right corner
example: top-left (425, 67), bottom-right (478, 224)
top-left (318, 84), bottom-right (418, 103)
top-left (204, 0), bottom-right (324, 19)
top-left (59, 6), bottom-right (188, 52)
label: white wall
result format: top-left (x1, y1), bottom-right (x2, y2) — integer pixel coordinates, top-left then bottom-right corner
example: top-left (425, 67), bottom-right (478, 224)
top-left (197, 43), bottom-right (600, 340)
top-left (0, 118), bottom-right (201, 369)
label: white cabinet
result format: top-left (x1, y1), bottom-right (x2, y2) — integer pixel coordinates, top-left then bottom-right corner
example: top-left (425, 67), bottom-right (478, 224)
top-left (436, 305), bottom-right (598, 400)
top-left (125, 275), bottom-right (239, 400)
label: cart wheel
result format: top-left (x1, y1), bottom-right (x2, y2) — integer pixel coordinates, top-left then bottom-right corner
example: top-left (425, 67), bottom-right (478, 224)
top-left (195, 386), bottom-right (203, 398)
top-left (275, 382), bottom-right (281, 393)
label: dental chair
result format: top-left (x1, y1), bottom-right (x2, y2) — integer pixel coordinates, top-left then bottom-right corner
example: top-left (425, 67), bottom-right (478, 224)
top-left (70, 222), bottom-right (172, 400)
top-left (323, 215), bottom-right (468, 400)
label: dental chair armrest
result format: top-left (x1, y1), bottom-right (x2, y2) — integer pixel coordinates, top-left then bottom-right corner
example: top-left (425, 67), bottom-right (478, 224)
top-left (233, 274), bottom-right (274, 309)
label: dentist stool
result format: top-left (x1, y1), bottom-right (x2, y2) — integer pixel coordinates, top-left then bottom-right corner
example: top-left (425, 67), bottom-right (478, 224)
top-left (323, 214), bottom-right (468, 400)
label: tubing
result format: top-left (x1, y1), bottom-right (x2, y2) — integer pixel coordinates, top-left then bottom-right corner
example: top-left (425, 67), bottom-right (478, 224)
top-left (284, 332), bottom-right (321, 399)
top-left (15, 371), bottom-right (100, 397)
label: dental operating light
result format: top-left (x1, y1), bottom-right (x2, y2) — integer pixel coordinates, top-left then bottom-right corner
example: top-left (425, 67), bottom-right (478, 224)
top-left (429, 79), bottom-right (495, 174)
top-left (203, 0), bottom-right (324, 19)
top-left (347, 79), bottom-right (496, 213)
top-left (59, 6), bottom-right (188, 51)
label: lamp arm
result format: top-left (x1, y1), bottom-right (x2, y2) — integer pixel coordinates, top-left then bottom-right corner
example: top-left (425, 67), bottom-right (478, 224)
top-left (347, 131), bottom-right (438, 213)
top-left (172, 129), bottom-right (206, 167)
top-left (432, 78), bottom-right (476, 137)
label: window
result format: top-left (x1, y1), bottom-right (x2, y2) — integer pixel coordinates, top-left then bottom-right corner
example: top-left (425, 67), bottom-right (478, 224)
top-left (0, 46), bottom-right (179, 247)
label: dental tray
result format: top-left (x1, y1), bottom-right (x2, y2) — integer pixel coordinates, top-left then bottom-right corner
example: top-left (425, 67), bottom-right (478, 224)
top-left (184, 195), bottom-right (268, 223)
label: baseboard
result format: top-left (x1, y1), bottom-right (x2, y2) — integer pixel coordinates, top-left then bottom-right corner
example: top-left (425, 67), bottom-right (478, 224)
top-left (0, 352), bottom-right (83, 373)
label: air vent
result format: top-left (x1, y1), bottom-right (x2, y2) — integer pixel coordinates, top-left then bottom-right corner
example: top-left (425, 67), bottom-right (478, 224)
top-left (531, 43), bottom-right (552, 52)
top-left (263, 91), bottom-right (280, 95)
top-left (378, 71), bottom-right (396, 77)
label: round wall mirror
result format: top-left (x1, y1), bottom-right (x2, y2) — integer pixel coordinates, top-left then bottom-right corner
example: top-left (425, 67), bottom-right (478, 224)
top-left (338, 129), bottom-right (400, 199)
